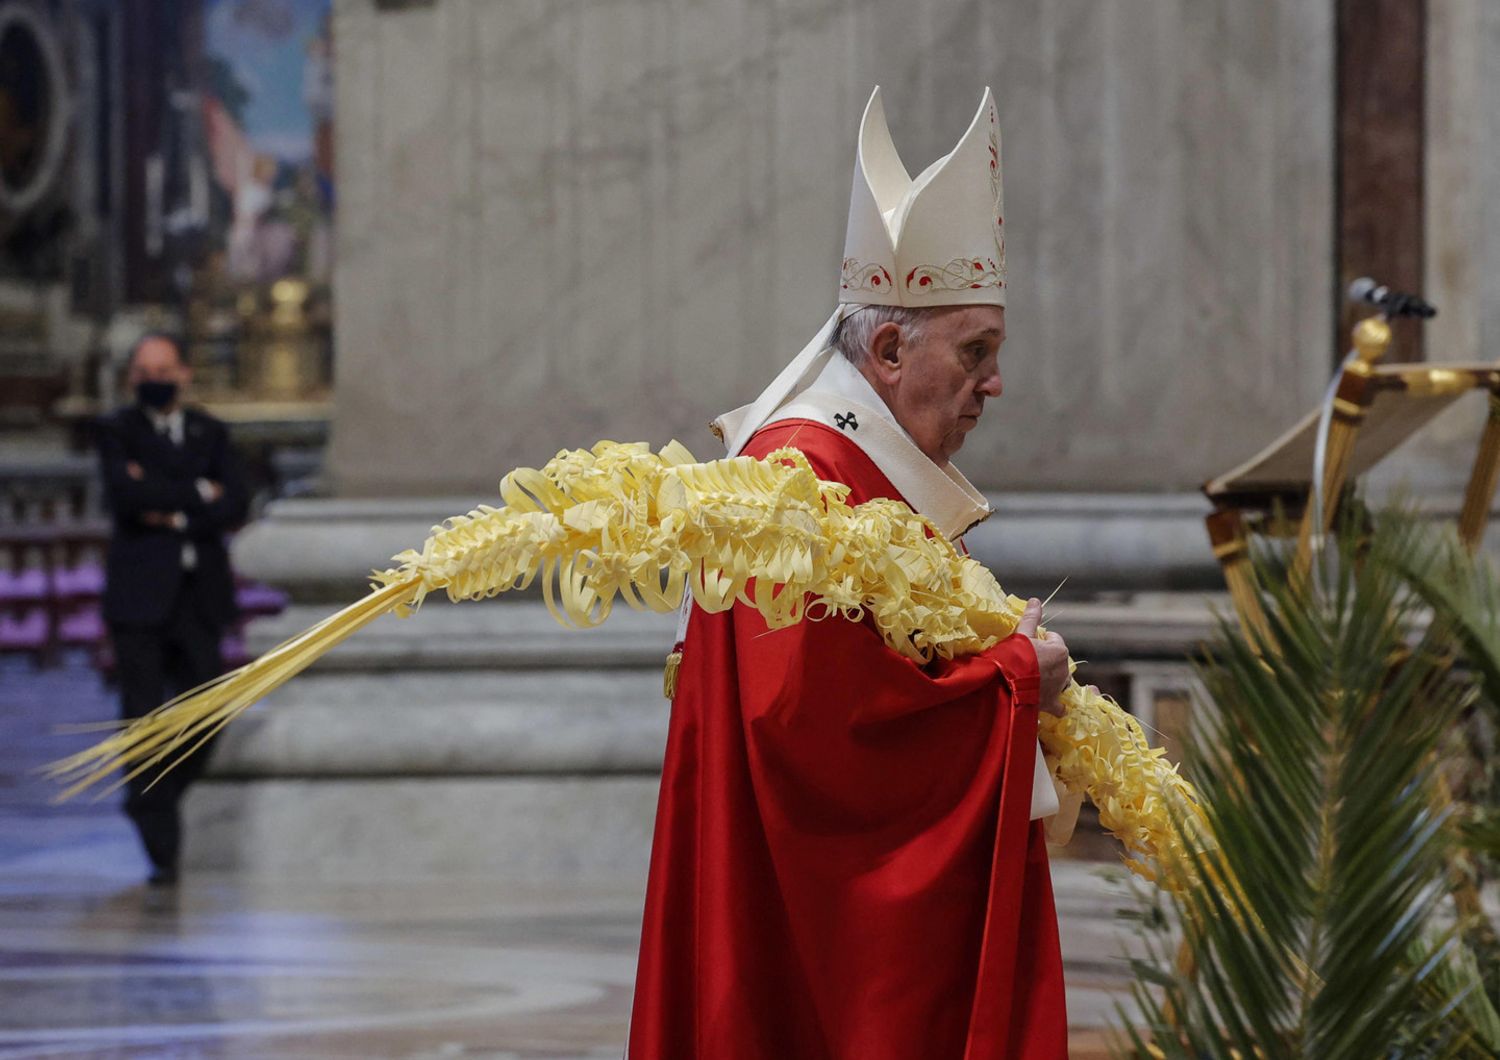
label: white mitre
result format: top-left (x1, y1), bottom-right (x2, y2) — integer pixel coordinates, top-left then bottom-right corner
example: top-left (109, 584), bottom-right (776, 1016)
top-left (839, 86), bottom-right (1006, 308)
top-left (714, 85), bottom-right (1007, 459)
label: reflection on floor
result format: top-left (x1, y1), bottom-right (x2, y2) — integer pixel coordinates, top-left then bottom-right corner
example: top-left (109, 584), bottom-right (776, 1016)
top-left (1, 658), bottom-right (1147, 1058)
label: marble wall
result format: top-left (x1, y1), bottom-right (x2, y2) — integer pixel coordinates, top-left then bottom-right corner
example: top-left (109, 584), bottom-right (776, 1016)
top-left (1427, 0), bottom-right (1500, 372)
top-left (326, 0), bottom-right (1335, 496)
top-left (1377, 0), bottom-right (1500, 495)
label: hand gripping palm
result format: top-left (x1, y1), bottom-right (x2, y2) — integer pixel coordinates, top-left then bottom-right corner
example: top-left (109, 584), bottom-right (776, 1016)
top-left (50, 440), bottom-right (1203, 886)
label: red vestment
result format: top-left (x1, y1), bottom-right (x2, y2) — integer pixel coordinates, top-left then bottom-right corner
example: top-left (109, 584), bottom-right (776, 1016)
top-left (628, 420), bottom-right (1067, 1059)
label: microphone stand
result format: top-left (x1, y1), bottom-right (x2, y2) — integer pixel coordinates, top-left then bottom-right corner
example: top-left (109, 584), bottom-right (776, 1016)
top-left (1306, 287), bottom-right (1438, 565)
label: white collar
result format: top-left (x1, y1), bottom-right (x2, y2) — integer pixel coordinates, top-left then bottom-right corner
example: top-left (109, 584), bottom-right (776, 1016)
top-left (767, 354), bottom-right (992, 540)
top-left (805, 351), bottom-right (904, 431)
top-left (143, 406), bottom-right (184, 442)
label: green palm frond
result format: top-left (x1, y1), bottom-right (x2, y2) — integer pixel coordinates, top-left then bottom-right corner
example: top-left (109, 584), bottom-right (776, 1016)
top-left (1463, 812), bottom-right (1500, 861)
top-left (1374, 514), bottom-right (1500, 1043)
top-left (1417, 934), bottom-right (1500, 1055)
top-left (1374, 513), bottom-right (1500, 715)
top-left (1123, 515), bottom-right (1490, 1058)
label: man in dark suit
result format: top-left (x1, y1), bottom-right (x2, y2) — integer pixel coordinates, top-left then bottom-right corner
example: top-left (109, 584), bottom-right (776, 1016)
top-left (97, 333), bottom-right (249, 886)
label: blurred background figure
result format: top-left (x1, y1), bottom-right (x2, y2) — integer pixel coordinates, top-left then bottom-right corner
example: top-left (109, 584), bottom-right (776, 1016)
top-left (96, 332), bottom-right (247, 885)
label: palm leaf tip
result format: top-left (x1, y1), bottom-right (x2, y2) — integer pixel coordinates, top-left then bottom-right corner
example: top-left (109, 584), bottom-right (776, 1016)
top-left (45, 576), bottom-right (420, 800)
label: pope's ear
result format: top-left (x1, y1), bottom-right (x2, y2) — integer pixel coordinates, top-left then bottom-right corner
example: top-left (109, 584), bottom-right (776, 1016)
top-left (867, 321), bottom-right (904, 383)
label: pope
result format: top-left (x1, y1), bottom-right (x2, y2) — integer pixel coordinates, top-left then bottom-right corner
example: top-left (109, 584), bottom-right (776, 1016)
top-left (627, 87), bottom-right (1073, 1059)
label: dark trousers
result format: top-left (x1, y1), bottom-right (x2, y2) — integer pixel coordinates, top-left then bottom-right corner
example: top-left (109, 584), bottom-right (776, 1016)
top-left (110, 571), bottom-right (225, 872)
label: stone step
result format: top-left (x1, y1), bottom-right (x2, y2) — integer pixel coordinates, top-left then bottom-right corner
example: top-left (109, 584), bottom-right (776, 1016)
top-left (187, 770), bottom-right (1157, 899)
top-left (245, 591), bottom-right (1223, 673)
top-left (232, 491), bottom-right (1500, 606)
top-left (210, 668), bottom-right (671, 778)
top-left (244, 597), bottom-right (679, 671)
top-left (209, 595), bottom-right (1218, 884)
top-left (231, 492), bottom-right (1232, 602)
top-left (187, 774), bottom-right (663, 883)
top-left (224, 593), bottom-right (1218, 784)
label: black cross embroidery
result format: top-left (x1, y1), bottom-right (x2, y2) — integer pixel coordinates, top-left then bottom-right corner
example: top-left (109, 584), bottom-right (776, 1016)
top-left (834, 411), bottom-right (859, 432)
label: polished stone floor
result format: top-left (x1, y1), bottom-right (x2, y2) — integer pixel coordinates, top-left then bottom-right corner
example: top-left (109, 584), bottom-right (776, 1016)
top-left (0, 656), bottom-right (1146, 1058)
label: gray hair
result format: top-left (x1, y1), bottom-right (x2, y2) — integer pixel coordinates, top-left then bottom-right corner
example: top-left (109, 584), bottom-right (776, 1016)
top-left (832, 305), bottom-right (932, 364)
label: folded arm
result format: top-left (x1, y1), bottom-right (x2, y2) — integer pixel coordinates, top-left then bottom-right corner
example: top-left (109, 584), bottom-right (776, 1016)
top-left (185, 427), bottom-right (250, 535)
top-left (96, 422), bottom-right (201, 520)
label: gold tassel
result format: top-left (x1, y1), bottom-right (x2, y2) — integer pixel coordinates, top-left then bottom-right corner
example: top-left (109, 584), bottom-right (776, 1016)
top-left (663, 650), bottom-right (683, 700)
top-left (49, 439), bottom-right (1205, 886)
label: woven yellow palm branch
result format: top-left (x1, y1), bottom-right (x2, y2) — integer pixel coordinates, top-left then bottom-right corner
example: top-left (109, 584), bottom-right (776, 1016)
top-left (47, 439), bottom-right (1203, 884)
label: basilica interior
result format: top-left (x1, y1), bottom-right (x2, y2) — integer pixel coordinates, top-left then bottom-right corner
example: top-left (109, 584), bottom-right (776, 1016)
top-left (3, 0), bottom-right (1499, 1056)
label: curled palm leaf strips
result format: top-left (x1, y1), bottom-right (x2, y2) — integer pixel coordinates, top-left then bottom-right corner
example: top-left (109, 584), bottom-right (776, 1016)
top-left (50, 440), bottom-right (1202, 884)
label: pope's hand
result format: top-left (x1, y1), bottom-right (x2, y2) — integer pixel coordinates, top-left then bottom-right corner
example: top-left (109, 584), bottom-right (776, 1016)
top-left (1017, 597), bottom-right (1070, 717)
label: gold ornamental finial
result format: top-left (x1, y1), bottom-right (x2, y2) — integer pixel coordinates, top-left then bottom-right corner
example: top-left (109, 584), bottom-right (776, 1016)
top-left (1352, 315), bottom-right (1393, 366)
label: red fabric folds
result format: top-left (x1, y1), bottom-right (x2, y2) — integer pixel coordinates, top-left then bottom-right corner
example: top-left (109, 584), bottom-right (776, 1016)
top-left (629, 421), bottom-right (1066, 1059)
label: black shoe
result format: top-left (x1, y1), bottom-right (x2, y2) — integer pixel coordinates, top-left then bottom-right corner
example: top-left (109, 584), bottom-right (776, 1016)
top-left (147, 866), bottom-right (179, 887)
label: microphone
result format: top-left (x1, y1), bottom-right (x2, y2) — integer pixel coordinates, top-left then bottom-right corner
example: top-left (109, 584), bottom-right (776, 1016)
top-left (1347, 277), bottom-right (1437, 319)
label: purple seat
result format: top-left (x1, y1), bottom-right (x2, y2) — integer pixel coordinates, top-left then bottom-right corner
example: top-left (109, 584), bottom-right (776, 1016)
top-left (0, 608), bottom-right (49, 652)
top-left (235, 581), bottom-right (290, 617)
top-left (57, 606), bottom-right (105, 646)
top-left (0, 568), bottom-right (48, 605)
top-left (52, 563), bottom-right (105, 601)
top-left (220, 632), bottom-right (250, 669)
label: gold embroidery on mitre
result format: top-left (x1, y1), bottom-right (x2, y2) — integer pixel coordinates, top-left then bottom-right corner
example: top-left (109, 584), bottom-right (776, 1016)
top-left (905, 257), bottom-right (1005, 293)
top-left (840, 258), bottom-right (895, 294)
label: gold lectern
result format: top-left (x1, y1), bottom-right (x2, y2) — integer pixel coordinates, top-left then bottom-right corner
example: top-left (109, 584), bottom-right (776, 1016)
top-left (1203, 314), bottom-right (1500, 637)
top-left (1193, 309), bottom-right (1500, 991)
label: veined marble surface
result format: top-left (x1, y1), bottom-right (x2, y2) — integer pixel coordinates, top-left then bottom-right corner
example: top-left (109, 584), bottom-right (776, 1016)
top-left (327, 0), bottom-right (1334, 497)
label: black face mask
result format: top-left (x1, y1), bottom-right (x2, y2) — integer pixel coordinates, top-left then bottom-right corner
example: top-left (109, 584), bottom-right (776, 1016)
top-left (135, 380), bottom-right (178, 410)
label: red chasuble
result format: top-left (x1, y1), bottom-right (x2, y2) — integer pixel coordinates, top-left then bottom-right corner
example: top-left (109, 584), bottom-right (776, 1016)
top-left (628, 420), bottom-right (1068, 1059)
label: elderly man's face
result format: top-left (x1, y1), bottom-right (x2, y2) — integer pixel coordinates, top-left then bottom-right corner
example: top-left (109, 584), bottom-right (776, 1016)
top-left (863, 305), bottom-right (1006, 465)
